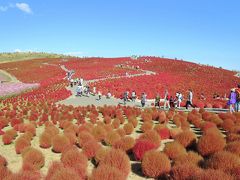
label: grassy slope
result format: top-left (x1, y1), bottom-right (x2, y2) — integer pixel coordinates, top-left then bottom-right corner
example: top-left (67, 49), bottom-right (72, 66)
top-left (0, 52), bottom-right (72, 63)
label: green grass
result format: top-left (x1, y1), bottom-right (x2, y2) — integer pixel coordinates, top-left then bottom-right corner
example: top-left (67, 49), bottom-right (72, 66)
top-left (0, 52), bottom-right (73, 63)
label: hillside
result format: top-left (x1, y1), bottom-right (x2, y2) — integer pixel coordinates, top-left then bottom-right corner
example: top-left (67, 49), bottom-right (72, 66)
top-left (0, 52), bottom-right (71, 64)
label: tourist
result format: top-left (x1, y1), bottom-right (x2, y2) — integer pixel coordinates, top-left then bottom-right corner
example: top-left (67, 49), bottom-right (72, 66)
top-left (70, 79), bottom-right (74, 87)
top-left (98, 91), bottom-right (102, 100)
top-left (107, 91), bottom-right (112, 99)
top-left (93, 86), bottom-right (96, 96)
top-left (235, 84), bottom-right (240, 112)
top-left (76, 84), bottom-right (83, 96)
top-left (131, 90), bottom-right (136, 102)
top-left (85, 85), bottom-right (90, 97)
top-left (155, 93), bottom-right (160, 107)
top-left (123, 91), bottom-right (128, 105)
top-left (185, 89), bottom-right (195, 109)
top-left (163, 90), bottom-right (170, 110)
top-left (169, 96), bottom-right (174, 108)
top-left (141, 92), bottom-right (147, 107)
top-left (80, 77), bottom-right (83, 85)
top-left (228, 88), bottom-right (237, 113)
top-left (177, 92), bottom-right (183, 108)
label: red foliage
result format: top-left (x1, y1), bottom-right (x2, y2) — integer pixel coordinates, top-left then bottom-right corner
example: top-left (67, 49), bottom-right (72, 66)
top-left (164, 141), bottom-right (187, 160)
top-left (195, 169), bottom-right (234, 180)
top-left (15, 137), bottom-right (31, 154)
top-left (52, 134), bottom-right (71, 153)
top-left (92, 125), bottom-right (107, 142)
top-left (0, 166), bottom-right (12, 180)
top-left (104, 131), bottom-right (121, 146)
top-left (82, 140), bottom-right (101, 159)
top-left (0, 155), bottom-right (7, 167)
top-left (154, 125), bottom-right (170, 139)
top-left (142, 150), bottom-right (171, 178)
top-left (175, 130), bottom-right (197, 148)
top-left (141, 121), bottom-right (153, 132)
top-left (95, 147), bottom-right (110, 164)
top-left (123, 123), bottom-right (134, 135)
top-left (39, 132), bottom-right (52, 148)
top-left (2, 134), bottom-right (14, 145)
top-left (225, 141), bottom-right (240, 156)
top-left (171, 164), bottom-right (202, 180)
top-left (22, 147), bottom-right (45, 170)
top-left (139, 130), bottom-right (161, 147)
top-left (174, 151), bottom-right (203, 166)
top-left (78, 131), bottom-right (95, 147)
top-left (132, 140), bottom-right (157, 160)
top-left (113, 136), bottom-right (135, 152)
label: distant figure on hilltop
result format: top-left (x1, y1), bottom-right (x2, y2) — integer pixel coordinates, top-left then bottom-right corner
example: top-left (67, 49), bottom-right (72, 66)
top-left (185, 89), bottom-right (195, 109)
top-left (164, 90), bottom-right (170, 110)
top-left (155, 93), bottom-right (160, 107)
top-left (235, 84), bottom-right (240, 112)
top-left (141, 92), bottom-right (147, 107)
top-left (131, 90), bottom-right (137, 102)
top-left (228, 88), bottom-right (237, 113)
top-left (176, 92), bottom-right (183, 108)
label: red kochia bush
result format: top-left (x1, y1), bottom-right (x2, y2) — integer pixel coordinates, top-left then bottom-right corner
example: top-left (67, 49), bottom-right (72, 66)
top-left (139, 130), bottom-right (161, 147)
top-left (92, 125), bottom-right (107, 142)
top-left (205, 151), bottom-right (240, 173)
top-left (100, 149), bottom-right (130, 178)
top-left (0, 166), bottom-right (12, 179)
top-left (154, 125), bottom-right (170, 139)
top-left (123, 123), bottom-right (134, 135)
top-left (4, 170), bottom-right (41, 180)
top-left (15, 137), bottom-right (31, 154)
top-left (22, 147), bottom-right (45, 170)
top-left (133, 139), bottom-right (157, 161)
top-left (2, 134), bottom-right (14, 145)
top-left (225, 141), bottom-right (240, 156)
top-left (141, 121), bottom-right (153, 132)
top-left (49, 166), bottom-right (82, 180)
top-left (39, 132), bottom-right (52, 148)
top-left (197, 132), bottom-right (226, 156)
top-left (171, 164), bottom-right (202, 180)
top-left (52, 134), bottom-right (71, 153)
top-left (0, 155), bottom-right (7, 166)
top-left (78, 131), bottom-right (95, 147)
top-left (45, 161), bottom-right (64, 180)
top-left (163, 142), bottom-right (187, 160)
top-left (175, 130), bottom-right (197, 148)
top-left (174, 151), bottom-right (203, 166)
top-left (95, 147), bottom-right (110, 164)
top-left (142, 150), bottom-right (171, 178)
top-left (82, 140), bottom-right (101, 159)
top-left (104, 131), bottom-right (121, 146)
top-left (90, 164), bottom-right (126, 180)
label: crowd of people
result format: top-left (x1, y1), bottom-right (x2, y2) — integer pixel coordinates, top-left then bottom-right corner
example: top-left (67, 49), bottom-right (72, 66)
top-left (228, 84), bottom-right (240, 113)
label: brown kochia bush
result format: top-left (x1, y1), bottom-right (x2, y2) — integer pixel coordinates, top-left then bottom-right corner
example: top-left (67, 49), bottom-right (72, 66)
top-left (205, 151), bottom-right (240, 173)
top-left (100, 148), bottom-right (130, 178)
top-left (89, 164), bottom-right (126, 180)
top-left (175, 130), bottom-right (197, 148)
top-left (174, 151), bottom-right (203, 166)
top-left (171, 164), bottom-right (202, 180)
top-left (52, 134), bottom-right (71, 153)
top-left (104, 131), bottom-right (121, 146)
top-left (112, 118), bottom-right (120, 129)
top-left (141, 121), bottom-right (153, 133)
top-left (225, 141), bottom-right (240, 156)
top-left (0, 166), bottom-right (12, 180)
top-left (113, 136), bottom-right (135, 152)
top-left (82, 140), bottom-right (101, 159)
top-left (21, 147), bottom-right (45, 170)
top-left (139, 130), bottom-right (161, 147)
top-left (197, 132), bottom-right (226, 156)
top-left (78, 131), bottom-right (95, 147)
top-left (95, 147), bottom-right (110, 164)
top-left (116, 128), bottom-right (126, 137)
top-left (92, 125), bottom-right (107, 142)
top-left (0, 155), bottom-right (7, 167)
top-left (15, 136), bottom-right (31, 154)
top-left (164, 141), bottom-right (187, 160)
top-left (48, 166), bottom-right (82, 180)
top-left (142, 150), bottom-right (171, 178)
top-left (4, 170), bottom-right (41, 180)
top-left (194, 169), bottom-right (234, 180)
top-left (39, 132), bottom-right (52, 148)
top-left (123, 123), bottom-right (134, 135)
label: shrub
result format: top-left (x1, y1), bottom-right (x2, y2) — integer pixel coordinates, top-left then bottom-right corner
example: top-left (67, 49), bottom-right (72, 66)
top-left (116, 128), bottom-right (126, 137)
top-left (170, 128), bottom-right (183, 139)
top-left (22, 147), bottom-right (45, 170)
top-left (141, 122), bottom-right (153, 132)
top-left (82, 140), bottom-right (101, 159)
top-left (139, 130), bottom-right (161, 147)
top-left (227, 133), bottom-right (240, 143)
top-left (205, 151), bottom-right (240, 173)
top-left (175, 130), bottom-right (196, 148)
top-left (39, 132), bottom-right (52, 148)
top-left (92, 126), bottom-right (107, 142)
top-left (158, 111), bottom-right (167, 123)
top-left (128, 117), bottom-right (138, 128)
top-left (104, 116), bottom-right (112, 124)
top-left (0, 155), bottom-right (7, 167)
top-left (52, 134), bottom-right (71, 153)
top-left (5, 129), bottom-right (17, 139)
top-left (45, 126), bottom-right (59, 136)
top-left (197, 133), bottom-right (226, 156)
top-left (132, 140), bottom-right (157, 160)
top-left (225, 141), bottom-right (240, 156)
top-left (163, 141), bottom-right (187, 160)
top-left (0, 166), bottom-right (12, 180)
top-left (142, 150), bottom-right (171, 178)
top-left (89, 164), bottom-right (126, 180)
top-left (95, 147), bottom-right (110, 164)
top-left (61, 148), bottom-right (88, 168)
top-left (222, 119), bottom-right (235, 132)
top-left (2, 134), bottom-right (14, 145)
top-left (15, 137), bottom-right (31, 154)
top-left (4, 170), bottom-right (41, 180)
top-left (114, 136), bottom-right (135, 152)
top-left (105, 131), bottom-right (121, 146)
top-left (174, 151), bottom-right (203, 166)
top-left (50, 166), bottom-right (82, 180)
top-left (64, 132), bottom-right (77, 145)
top-left (154, 125), bottom-right (170, 139)
top-left (100, 149), bottom-right (130, 178)
top-left (45, 161), bottom-right (64, 180)
top-left (194, 169), bottom-right (234, 180)
top-left (112, 119), bottom-right (120, 129)
top-left (170, 164), bottom-right (202, 180)
top-left (123, 123), bottom-right (134, 135)
top-left (24, 124), bottom-right (36, 136)
top-left (78, 131), bottom-right (95, 147)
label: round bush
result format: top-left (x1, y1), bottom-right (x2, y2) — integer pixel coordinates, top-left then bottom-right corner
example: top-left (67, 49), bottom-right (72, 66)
top-left (116, 128), bottom-right (126, 137)
top-left (113, 136), bottom-right (135, 152)
top-left (22, 147), bottom-right (45, 170)
top-left (141, 122), bottom-right (153, 133)
top-left (175, 130), bottom-right (196, 148)
top-left (133, 139), bottom-right (157, 161)
top-left (104, 131), bottom-right (121, 146)
top-left (2, 134), bottom-right (14, 145)
top-left (225, 141), bottom-right (240, 156)
top-left (100, 148), bottom-right (130, 178)
top-left (197, 133), bottom-right (226, 156)
top-left (0, 155), bottom-right (7, 166)
top-left (194, 169), bottom-right (234, 180)
top-left (15, 137), bottom-right (31, 154)
top-left (89, 164), bottom-right (125, 180)
top-left (123, 123), bottom-right (134, 135)
top-left (52, 134), bottom-right (71, 153)
top-left (39, 132), bottom-right (52, 148)
top-left (92, 126), bottom-right (107, 142)
top-left (78, 131), bottom-right (95, 147)
top-left (174, 151), bottom-right (203, 166)
top-left (95, 147), bottom-right (110, 164)
top-left (142, 150), bottom-right (171, 178)
top-left (139, 130), bottom-right (161, 147)
top-left (82, 140), bottom-right (101, 159)
top-left (171, 164), bottom-right (202, 180)
top-left (164, 141), bottom-right (187, 160)
top-left (154, 125), bottom-right (170, 139)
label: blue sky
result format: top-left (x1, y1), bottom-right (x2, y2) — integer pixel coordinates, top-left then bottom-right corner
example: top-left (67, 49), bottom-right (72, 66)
top-left (0, 0), bottom-right (239, 70)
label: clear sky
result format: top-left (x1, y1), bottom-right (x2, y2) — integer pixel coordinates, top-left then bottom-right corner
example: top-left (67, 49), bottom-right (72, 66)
top-left (0, 0), bottom-right (239, 70)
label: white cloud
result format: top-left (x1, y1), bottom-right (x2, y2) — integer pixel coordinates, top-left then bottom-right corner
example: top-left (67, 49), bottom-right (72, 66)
top-left (0, 6), bottom-right (9, 12)
top-left (16, 3), bottom-right (32, 14)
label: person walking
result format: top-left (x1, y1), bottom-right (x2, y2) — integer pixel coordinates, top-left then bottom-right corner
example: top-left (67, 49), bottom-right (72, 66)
top-left (141, 92), bottom-right (147, 107)
top-left (131, 91), bottom-right (136, 102)
top-left (177, 92), bottom-right (183, 108)
top-left (98, 91), bottom-right (102, 100)
top-left (123, 91), bottom-right (128, 105)
top-left (235, 84), bottom-right (240, 112)
top-left (163, 90), bottom-right (170, 110)
top-left (185, 89), bottom-right (195, 109)
top-left (228, 88), bottom-right (237, 113)
top-left (155, 93), bottom-right (161, 107)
